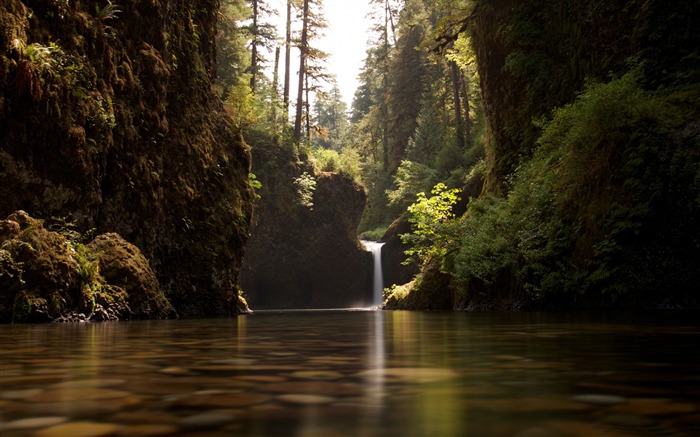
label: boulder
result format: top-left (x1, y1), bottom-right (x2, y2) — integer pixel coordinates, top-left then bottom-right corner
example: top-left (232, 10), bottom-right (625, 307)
top-left (0, 211), bottom-right (175, 322)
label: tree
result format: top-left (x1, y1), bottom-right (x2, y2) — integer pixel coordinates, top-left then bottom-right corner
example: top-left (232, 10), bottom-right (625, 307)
top-left (312, 82), bottom-right (349, 150)
top-left (248, 0), bottom-right (277, 94)
top-left (292, 0), bottom-right (328, 143)
top-left (216, 0), bottom-right (250, 100)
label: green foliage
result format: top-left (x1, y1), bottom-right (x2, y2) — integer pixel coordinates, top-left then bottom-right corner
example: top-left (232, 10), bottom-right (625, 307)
top-left (12, 39), bottom-right (64, 101)
top-left (446, 66), bottom-right (700, 303)
top-left (95, 1), bottom-right (122, 21)
top-left (248, 173), bottom-right (262, 199)
top-left (386, 160), bottom-right (437, 210)
top-left (311, 146), bottom-right (364, 183)
top-left (70, 242), bottom-right (102, 312)
top-left (312, 148), bottom-right (342, 172)
top-left (359, 226), bottom-right (387, 241)
top-left (293, 171), bottom-right (317, 209)
top-left (401, 183), bottom-right (461, 266)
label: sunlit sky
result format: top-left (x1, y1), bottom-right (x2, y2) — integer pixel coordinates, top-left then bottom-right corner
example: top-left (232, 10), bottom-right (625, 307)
top-left (267, 0), bottom-right (374, 106)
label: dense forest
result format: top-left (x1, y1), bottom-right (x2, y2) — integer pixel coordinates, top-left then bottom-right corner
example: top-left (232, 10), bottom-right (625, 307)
top-left (221, 0), bottom-right (700, 310)
top-left (1, 0), bottom-right (699, 322)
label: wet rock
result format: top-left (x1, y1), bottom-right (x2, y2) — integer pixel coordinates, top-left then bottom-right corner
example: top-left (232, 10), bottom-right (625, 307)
top-left (356, 367), bottom-right (459, 383)
top-left (277, 394), bottom-right (336, 405)
top-left (0, 219), bottom-right (21, 243)
top-left (572, 394), bottom-right (628, 405)
top-left (180, 413), bottom-right (235, 428)
top-left (1, 416), bottom-right (68, 430)
top-left (33, 421), bottom-right (120, 437)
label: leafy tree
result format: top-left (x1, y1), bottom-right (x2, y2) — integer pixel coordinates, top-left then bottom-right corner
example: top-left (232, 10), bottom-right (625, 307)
top-left (401, 183), bottom-right (462, 266)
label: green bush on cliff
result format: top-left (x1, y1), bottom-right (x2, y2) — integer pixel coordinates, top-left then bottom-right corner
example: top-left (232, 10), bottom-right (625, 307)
top-left (446, 67), bottom-right (700, 305)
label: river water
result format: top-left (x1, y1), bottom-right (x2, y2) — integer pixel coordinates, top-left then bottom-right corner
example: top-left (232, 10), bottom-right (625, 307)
top-left (1, 310), bottom-right (700, 436)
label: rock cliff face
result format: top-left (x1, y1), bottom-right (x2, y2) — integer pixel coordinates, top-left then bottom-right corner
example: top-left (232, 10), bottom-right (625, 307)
top-left (0, 0), bottom-right (254, 317)
top-left (241, 145), bottom-right (371, 309)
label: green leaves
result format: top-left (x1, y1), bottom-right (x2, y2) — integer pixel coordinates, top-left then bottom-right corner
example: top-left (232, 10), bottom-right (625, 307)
top-left (401, 183), bottom-right (461, 265)
top-left (293, 171), bottom-right (317, 209)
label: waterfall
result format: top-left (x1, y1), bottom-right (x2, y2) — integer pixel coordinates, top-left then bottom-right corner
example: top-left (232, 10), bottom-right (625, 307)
top-left (361, 240), bottom-right (385, 307)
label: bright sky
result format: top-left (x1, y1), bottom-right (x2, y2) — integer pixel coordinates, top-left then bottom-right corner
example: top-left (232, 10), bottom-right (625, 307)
top-left (267, 0), bottom-right (375, 106)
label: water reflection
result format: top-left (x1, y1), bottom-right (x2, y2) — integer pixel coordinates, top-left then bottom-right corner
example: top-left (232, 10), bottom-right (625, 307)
top-left (1, 311), bottom-right (700, 436)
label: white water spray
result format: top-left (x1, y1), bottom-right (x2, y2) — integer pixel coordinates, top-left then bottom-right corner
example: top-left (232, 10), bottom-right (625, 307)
top-left (361, 241), bottom-right (385, 306)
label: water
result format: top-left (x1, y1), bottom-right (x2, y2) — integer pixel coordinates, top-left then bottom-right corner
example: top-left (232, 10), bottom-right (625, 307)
top-left (2, 310), bottom-right (700, 436)
top-left (361, 241), bottom-right (385, 306)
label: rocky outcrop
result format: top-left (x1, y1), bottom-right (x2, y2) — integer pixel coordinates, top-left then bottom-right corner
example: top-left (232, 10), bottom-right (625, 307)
top-left (0, 211), bottom-right (175, 323)
top-left (241, 144), bottom-right (371, 309)
top-left (383, 261), bottom-right (454, 311)
top-left (0, 1), bottom-right (254, 317)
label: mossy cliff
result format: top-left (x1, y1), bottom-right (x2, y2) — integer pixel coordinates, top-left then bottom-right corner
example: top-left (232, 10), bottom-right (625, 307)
top-left (0, 0), bottom-right (254, 318)
top-left (241, 143), bottom-right (371, 309)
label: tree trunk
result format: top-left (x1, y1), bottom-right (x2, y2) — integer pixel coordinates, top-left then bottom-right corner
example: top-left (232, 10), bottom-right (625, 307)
top-left (305, 74), bottom-right (311, 142)
top-left (283, 0), bottom-right (292, 116)
top-left (450, 59), bottom-right (465, 149)
top-left (460, 71), bottom-right (471, 144)
top-left (271, 46), bottom-right (280, 129)
top-left (293, 0), bottom-right (309, 143)
top-left (250, 0), bottom-right (259, 93)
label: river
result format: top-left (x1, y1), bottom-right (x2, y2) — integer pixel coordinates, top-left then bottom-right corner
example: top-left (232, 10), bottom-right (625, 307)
top-left (1, 310), bottom-right (699, 436)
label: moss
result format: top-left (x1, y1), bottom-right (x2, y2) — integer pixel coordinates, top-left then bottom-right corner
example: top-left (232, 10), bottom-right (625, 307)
top-left (383, 261), bottom-right (454, 311)
top-left (0, 211), bottom-right (176, 323)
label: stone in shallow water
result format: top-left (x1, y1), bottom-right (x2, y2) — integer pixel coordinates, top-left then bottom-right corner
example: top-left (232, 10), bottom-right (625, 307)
top-left (50, 379), bottom-right (127, 389)
top-left (277, 394), bottom-right (336, 405)
top-left (258, 381), bottom-right (362, 396)
top-left (33, 422), bottom-right (120, 437)
top-left (172, 392), bottom-right (272, 409)
top-left (27, 388), bottom-right (132, 403)
top-left (356, 367), bottom-right (459, 383)
top-left (609, 398), bottom-right (697, 416)
top-left (513, 427), bottom-right (569, 437)
top-left (158, 367), bottom-right (192, 375)
top-left (572, 394), bottom-right (628, 405)
top-left (119, 424), bottom-right (179, 436)
top-left (602, 414), bottom-right (654, 427)
top-left (235, 375), bottom-right (287, 383)
top-left (290, 370), bottom-right (344, 380)
top-left (1, 388), bottom-right (43, 400)
top-left (180, 413), bottom-right (235, 428)
top-left (1, 416), bottom-right (67, 430)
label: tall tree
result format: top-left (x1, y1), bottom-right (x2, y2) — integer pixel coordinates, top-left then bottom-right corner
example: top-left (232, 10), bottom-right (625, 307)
top-left (283, 0), bottom-right (293, 114)
top-left (385, 0), bottom-right (430, 172)
top-left (313, 82), bottom-right (349, 150)
top-left (293, 0), bottom-right (310, 142)
top-left (247, 0), bottom-right (277, 94)
top-left (216, 0), bottom-right (250, 100)
top-left (292, 0), bottom-right (328, 143)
